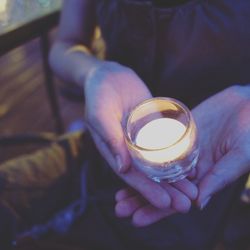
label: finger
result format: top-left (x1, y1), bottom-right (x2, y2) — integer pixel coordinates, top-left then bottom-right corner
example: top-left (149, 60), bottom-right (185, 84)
top-left (87, 113), bottom-right (130, 173)
top-left (115, 188), bottom-right (136, 202)
top-left (160, 183), bottom-right (191, 213)
top-left (115, 195), bottom-right (146, 217)
top-left (119, 169), bottom-right (171, 209)
top-left (172, 178), bottom-right (198, 200)
top-left (90, 126), bottom-right (171, 210)
top-left (197, 150), bottom-right (249, 209)
top-left (132, 204), bottom-right (175, 227)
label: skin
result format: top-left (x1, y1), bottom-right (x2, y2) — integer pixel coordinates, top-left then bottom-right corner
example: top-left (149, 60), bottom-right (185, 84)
top-left (115, 85), bottom-right (250, 226)
top-left (50, 0), bottom-right (197, 212)
top-left (50, 0), bottom-right (250, 227)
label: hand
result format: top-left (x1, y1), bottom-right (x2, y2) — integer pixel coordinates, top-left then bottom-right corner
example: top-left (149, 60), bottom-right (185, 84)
top-left (84, 61), bottom-right (197, 210)
top-left (84, 61), bottom-right (151, 171)
top-left (192, 85), bottom-right (250, 208)
top-left (115, 177), bottom-right (198, 227)
top-left (114, 85), bottom-right (250, 226)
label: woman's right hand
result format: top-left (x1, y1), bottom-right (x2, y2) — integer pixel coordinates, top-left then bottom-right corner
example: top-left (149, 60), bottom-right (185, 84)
top-left (50, 0), bottom-right (197, 219)
top-left (84, 61), bottom-right (198, 212)
top-left (84, 61), bottom-right (152, 172)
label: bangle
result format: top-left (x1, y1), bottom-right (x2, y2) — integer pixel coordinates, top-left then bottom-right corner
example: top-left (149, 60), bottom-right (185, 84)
top-left (66, 45), bottom-right (91, 55)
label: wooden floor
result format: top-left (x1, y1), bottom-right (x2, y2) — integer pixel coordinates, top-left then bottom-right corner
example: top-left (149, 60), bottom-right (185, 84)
top-left (0, 33), bottom-right (84, 163)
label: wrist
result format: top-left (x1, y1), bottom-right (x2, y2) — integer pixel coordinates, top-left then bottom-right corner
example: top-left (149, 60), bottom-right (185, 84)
top-left (66, 44), bottom-right (92, 56)
top-left (73, 52), bottom-right (103, 88)
top-left (83, 61), bottom-right (124, 88)
top-left (81, 60), bottom-right (107, 89)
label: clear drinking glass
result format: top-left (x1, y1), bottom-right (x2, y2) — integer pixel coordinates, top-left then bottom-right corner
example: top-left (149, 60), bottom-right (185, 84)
top-left (124, 97), bottom-right (199, 183)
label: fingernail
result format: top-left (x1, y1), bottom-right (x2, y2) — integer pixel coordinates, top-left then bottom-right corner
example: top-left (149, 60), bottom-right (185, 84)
top-left (200, 196), bottom-right (211, 210)
top-left (116, 155), bottom-right (124, 173)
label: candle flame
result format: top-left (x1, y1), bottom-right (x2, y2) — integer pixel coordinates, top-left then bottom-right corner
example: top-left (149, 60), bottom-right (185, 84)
top-left (135, 118), bottom-right (191, 163)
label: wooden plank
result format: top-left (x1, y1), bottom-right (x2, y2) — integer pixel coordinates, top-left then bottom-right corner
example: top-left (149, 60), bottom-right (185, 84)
top-left (0, 33), bottom-right (84, 163)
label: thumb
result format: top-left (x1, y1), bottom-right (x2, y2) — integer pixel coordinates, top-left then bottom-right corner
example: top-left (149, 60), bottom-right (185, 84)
top-left (87, 113), bottom-right (131, 173)
top-left (197, 150), bottom-right (249, 209)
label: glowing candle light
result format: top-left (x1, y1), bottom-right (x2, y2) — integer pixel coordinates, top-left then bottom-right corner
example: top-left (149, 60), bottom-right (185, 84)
top-left (135, 118), bottom-right (189, 163)
top-left (125, 97), bottom-right (199, 183)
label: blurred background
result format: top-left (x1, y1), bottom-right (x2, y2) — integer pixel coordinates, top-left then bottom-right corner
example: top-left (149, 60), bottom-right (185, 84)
top-left (0, 0), bottom-right (86, 163)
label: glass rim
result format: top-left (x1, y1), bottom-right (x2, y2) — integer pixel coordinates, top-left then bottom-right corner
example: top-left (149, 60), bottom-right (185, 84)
top-left (124, 97), bottom-right (193, 152)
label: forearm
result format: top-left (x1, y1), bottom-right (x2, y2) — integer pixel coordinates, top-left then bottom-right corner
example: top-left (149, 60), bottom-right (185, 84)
top-left (49, 41), bottom-right (102, 88)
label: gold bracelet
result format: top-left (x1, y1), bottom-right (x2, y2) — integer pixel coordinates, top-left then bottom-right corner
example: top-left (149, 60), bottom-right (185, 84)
top-left (66, 45), bottom-right (91, 55)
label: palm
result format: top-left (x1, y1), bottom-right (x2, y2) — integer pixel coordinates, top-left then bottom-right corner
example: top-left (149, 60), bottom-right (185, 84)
top-left (115, 85), bottom-right (250, 226)
top-left (193, 86), bottom-right (250, 206)
top-left (84, 62), bottom-right (152, 170)
top-left (84, 61), bottom-right (197, 212)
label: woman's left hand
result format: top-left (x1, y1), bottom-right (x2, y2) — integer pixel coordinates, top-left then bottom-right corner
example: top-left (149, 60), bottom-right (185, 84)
top-left (115, 85), bottom-right (250, 226)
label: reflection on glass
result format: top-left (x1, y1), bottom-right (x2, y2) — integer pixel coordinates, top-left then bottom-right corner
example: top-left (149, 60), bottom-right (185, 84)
top-left (125, 97), bottom-right (199, 183)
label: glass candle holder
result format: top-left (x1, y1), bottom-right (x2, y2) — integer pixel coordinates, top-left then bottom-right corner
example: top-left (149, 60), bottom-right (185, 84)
top-left (124, 97), bottom-right (199, 183)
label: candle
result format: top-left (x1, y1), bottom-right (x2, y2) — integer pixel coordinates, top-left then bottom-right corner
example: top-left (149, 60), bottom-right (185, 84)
top-left (135, 118), bottom-right (190, 163)
top-left (125, 97), bottom-right (199, 182)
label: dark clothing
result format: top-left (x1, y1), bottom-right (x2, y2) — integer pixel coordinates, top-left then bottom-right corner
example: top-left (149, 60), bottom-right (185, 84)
top-left (153, 0), bottom-right (192, 8)
top-left (96, 0), bottom-right (250, 107)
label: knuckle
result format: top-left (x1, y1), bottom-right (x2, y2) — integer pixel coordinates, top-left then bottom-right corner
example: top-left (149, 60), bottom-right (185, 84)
top-left (175, 197), bottom-right (191, 213)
